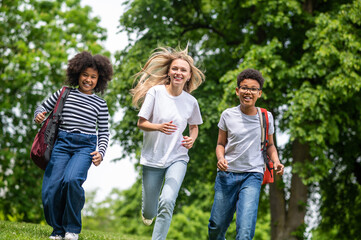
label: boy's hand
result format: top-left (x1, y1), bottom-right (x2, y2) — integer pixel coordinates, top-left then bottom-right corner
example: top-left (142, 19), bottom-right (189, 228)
top-left (274, 161), bottom-right (284, 175)
top-left (217, 158), bottom-right (228, 171)
top-left (35, 112), bottom-right (47, 124)
top-left (91, 151), bottom-right (103, 166)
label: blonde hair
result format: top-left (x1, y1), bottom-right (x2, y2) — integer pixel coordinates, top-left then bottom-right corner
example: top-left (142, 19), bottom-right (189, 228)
top-left (131, 46), bottom-right (205, 108)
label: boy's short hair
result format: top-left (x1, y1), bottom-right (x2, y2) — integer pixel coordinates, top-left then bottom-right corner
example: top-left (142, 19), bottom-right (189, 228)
top-left (237, 68), bottom-right (264, 89)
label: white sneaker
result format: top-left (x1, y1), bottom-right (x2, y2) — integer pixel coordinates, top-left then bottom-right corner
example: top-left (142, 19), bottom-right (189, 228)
top-left (142, 215), bottom-right (154, 226)
top-left (49, 235), bottom-right (63, 240)
top-left (64, 232), bottom-right (78, 240)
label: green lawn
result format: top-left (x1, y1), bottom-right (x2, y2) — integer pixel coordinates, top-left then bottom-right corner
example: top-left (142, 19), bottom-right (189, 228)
top-left (0, 221), bottom-right (149, 240)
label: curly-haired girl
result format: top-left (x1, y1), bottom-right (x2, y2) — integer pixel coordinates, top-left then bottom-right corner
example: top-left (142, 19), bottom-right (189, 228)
top-left (131, 46), bottom-right (205, 240)
top-left (34, 51), bottom-right (113, 240)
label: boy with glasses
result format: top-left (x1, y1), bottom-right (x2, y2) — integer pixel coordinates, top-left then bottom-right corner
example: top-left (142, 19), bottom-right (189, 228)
top-left (208, 68), bottom-right (284, 240)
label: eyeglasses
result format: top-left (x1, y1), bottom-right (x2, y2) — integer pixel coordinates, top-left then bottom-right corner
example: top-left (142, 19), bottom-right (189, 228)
top-left (238, 86), bottom-right (261, 94)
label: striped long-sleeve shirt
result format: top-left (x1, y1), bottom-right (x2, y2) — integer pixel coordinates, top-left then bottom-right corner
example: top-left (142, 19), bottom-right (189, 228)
top-left (34, 88), bottom-right (110, 158)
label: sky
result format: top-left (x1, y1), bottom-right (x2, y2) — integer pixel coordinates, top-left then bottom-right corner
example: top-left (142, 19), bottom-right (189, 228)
top-left (80, 0), bottom-right (137, 202)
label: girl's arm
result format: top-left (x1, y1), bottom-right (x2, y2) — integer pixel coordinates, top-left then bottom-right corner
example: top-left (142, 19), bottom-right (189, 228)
top-left (137, 117), bottom-right (177, 135)
top-left (33, 89), bottom-right (62, 123)
top-left (182, 124), bottom-right (198, 149)
top-left (216, 128), bottom-right (228, 171)
top-left (34, 111), bottom-right (47, 124)
top-left (267, 134), bottom-right (284, 175)
top-left (93, 102), bottom-right (110, 166)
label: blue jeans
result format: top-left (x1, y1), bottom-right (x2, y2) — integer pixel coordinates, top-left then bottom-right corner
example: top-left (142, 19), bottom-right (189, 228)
top-left (42, 130), bottom-right (96, 235)
top-left (208, 171), bottom-right (263, 240)
top-left (142, 161), bottom-right (187, 240)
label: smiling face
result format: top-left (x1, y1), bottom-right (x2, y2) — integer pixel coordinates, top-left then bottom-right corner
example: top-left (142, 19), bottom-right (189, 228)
top-left (168, 58), bottom-right (192, 89)
top-left (236, 78), bottom-right (262, 110)
top-left (78, 67), bottom-right (98, 94)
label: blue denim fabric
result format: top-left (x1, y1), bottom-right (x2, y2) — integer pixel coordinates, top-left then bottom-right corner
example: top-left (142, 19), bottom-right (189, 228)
top-left (42, 130), bottom-right (96, 235)
top-left (208, 171), bottom-right (263, 240)
top-left (142, 161), bottom-right (187, 240)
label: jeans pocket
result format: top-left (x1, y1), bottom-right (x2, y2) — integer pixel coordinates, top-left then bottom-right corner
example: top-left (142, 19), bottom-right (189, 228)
top-left (85, 134), bottom-right (97, 147)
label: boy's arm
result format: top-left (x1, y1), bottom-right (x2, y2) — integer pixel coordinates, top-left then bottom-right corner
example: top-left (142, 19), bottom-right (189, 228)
top-left (216, 128), bottom-right (228, 171)
top-left (267, 134), bottom-right (284, 175)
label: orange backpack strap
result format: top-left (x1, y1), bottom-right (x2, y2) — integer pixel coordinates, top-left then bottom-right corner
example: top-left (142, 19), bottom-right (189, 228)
top-left (257, 107), bottom-right (274, 184)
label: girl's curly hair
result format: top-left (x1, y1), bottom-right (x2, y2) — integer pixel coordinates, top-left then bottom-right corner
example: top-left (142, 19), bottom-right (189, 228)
top-left (66, 51), bottom-right (113, 94)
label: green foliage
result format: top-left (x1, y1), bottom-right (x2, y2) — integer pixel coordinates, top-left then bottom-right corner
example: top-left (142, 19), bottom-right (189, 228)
top-left (0, 220), bottom-right (148, 240)
top-left (0, 0), bottom-right (108, 222)
top-left (83, 179), bottom-right (153, 236)
top-left (82, 182), bottom-right (271, 239)
top-left (167, 205), bottom-right (210, 239)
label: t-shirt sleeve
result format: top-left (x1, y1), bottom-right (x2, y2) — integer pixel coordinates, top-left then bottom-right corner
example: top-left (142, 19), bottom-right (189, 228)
top-left (138, 88), bottom-right (156, 120)
top-left (217, 111), bottom-right (227, 131)
top-left (188, 100), bottom-right (203, 125)
top-left (267, 111), bottom-right (274, 135)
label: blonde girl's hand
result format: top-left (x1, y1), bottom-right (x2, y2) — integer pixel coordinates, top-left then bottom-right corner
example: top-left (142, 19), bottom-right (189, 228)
top-left (91, 151), bottom-right (103, 166)
top-left (35, 112), bottom-right (47, 124)
top-left (159, 121), bottom-right (177, 135)
top-left (217, 158), bottom-right (228, 171)
top-left (182, 136), bottom-right (194, 149)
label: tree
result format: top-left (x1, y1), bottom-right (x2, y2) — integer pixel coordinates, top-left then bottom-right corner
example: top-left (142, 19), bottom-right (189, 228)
top-left (288, 1), bottom-right (361, 239)
top-left (0, 0), bottom-right (109, 222)
top-left (110, 0), bottom-right (360, 239)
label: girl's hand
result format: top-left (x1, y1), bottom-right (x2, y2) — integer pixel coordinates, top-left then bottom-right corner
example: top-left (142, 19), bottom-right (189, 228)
top-left (35, 112), bottom-right (47, 124)
top-left (91, 151), bottom-right (103, 166)
top-left (158, 121), bottom-right (177, 135)
top-left (217, 158), bottom-right (228, 171)
top-left (182, 136), bottom-right (194, 149)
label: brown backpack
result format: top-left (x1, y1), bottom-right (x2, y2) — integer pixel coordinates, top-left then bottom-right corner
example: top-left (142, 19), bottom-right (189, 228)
top-left (30, 87), bottom-right (70, 170)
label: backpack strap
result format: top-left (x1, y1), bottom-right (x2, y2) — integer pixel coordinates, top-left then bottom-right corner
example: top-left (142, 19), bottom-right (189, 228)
top-left (53, 87), bottom-right (70, 115)
top-left (261, 108), bottom-right (269, 144)
top-left (44, 87), bottom-right (70, 145)
top-left (257, 107), bottom-right (273, 176)
top-left (53, 87), bottom-right (71, 123)
top-left (257, 107), bottom-right (268, 150)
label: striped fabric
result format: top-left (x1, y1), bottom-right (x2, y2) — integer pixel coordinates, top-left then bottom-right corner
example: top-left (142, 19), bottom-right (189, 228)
top-left (34, 88), bottom-right (109, 158)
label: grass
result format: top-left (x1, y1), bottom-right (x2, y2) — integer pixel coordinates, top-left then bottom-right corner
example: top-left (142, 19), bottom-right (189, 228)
top-left (0, 221), bottom-right (149, 240)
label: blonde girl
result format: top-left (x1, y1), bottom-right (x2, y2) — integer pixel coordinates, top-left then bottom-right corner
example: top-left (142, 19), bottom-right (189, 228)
top-left (132, 46), bottom-right (205, 240)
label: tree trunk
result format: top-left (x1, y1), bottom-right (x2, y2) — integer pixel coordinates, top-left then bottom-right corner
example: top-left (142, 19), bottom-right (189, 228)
top-left (270, 139), bottom-right (309, 240)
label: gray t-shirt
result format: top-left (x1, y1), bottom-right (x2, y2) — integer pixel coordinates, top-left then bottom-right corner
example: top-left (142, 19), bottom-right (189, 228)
top-left (218, 106), bottom-right (274, 174)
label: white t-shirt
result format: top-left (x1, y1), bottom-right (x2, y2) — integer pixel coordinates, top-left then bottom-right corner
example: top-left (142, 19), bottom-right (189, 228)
top-left (218, 106), bottom-right (274, 174)
top-left (138, 85), bottom-right (203, 168)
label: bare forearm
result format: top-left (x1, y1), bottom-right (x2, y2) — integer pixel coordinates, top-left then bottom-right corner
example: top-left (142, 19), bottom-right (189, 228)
top-left (189, 125), bottom-right (198, 141)
top-left (216, 144), bottom-right (225, 161)
top-left (267, 144), bottom-right (280, 164)
top-left (137, 119), bottom-right (160, 132)
top-left (267, 143), bottom-right (284, 175)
